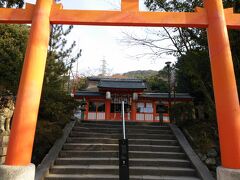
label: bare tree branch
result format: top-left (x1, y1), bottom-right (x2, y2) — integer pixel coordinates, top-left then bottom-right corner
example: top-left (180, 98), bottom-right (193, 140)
top-left (121, 29), bottom-right (178, 59)
top-left (162, 27), bottom-right (183, 56)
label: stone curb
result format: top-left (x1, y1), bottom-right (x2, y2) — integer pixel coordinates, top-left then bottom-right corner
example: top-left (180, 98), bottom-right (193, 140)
top-left (217, 166), bottom-right (240, 180)
top-left (0, 163), bottom-right (35, 180)
top-left (169, 124), bottom-right (215, 180)
top-left (35, 120), bottom-right (76, 180)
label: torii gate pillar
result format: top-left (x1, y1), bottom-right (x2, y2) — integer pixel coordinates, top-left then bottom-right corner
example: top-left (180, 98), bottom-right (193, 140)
top-left (204, 0), bottom-right (240, 179)
top-left (0, 0), bottom-right (53, 179)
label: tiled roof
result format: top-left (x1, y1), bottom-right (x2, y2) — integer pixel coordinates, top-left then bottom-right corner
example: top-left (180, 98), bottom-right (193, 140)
top-left (140, 93), bottom-right (193, 99)
top-left (74, 91), bottom-right (105, 97)
top-left (87, 77), bottom-right (102, 81)
top-left (74, 91), bottom-right (193, 99)
top-left (98, 79), bottom-right (147, 89)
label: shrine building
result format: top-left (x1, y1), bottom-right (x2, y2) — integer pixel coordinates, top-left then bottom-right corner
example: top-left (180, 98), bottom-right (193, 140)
top-left (74, 77), bottom-right (193, 122)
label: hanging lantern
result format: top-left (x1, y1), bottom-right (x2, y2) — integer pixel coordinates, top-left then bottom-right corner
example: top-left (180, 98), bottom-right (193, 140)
top-left (133, 93), bottom-right (138, 101)
top-left (106, 91), bottom-right (111, 100)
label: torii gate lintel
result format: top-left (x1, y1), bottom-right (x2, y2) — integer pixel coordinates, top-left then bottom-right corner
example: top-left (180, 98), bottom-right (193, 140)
top-left (0, 2), bottom-right (240, 29)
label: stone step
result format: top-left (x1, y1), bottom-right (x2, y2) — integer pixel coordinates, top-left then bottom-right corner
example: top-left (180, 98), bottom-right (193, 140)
top-left (62, 143), bottom-right (118, 151)
top-left (43, 121), bottom-right (203, 180)
top-left (130, 158), bottom-right (191, 167)
top-left (80, 120), bottom-right (167, 126)
top-left (76, 122), bottom-right (170, 130)
top-left (45, 174), bottom-right (201, 180)
top-left (59, 150), bottom-right (187, 159)
top-left (129, 151), bottom-right (187, 159)
top-left (54, 157), bottom-right (191, 167)
top-left (66, 137), bottom-right (118, 144)
top-left (59, 150), bottom-right (119, 158)
top-left (69, 132), bottom-right (176, 140)
top-left (63, 143), bottom-right (182, 152)
top-left (130, 166), bottom-right (197, 177)
top-left (49, 165), bottom-right (196, 177)
top-left (72, 126), bottom-right (172, 134)
top-left (66, 137), bottom-right (178, 146)
top-left (130, 176), bottom-right (201, 180)
top-left (129, 144), bottom-right (182, 152)
top-left (71, 130), bottom-right (173, 136)
top-left (49, 165), bottom-right (119, 175)
top-left (45, 174), bottom-right (118, 180)
top-left (129, 139), bottom-right (178, 146)
top-left (55, 157), bottom-right (118, 166)
top-left (133, 176), bottom-right (201, 180)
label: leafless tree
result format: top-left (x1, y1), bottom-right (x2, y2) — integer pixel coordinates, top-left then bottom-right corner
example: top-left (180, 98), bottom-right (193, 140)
top-left (120, 26), bottom-right (204, 61)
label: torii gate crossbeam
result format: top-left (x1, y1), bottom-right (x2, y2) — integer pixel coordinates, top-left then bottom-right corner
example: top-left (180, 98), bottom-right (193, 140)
top-left (0, 0), bottom-right (239, 179)
top-left (1, 2), bottom-right (240, 29)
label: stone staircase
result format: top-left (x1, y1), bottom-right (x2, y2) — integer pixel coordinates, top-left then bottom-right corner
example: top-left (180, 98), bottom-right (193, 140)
top-left (45, 121), bottom-right (202, 180)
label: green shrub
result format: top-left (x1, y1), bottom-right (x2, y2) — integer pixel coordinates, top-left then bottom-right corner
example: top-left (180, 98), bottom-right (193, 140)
top-left (184, 121), bottom-right (217, 153)
top-left (171, 102), bottom-right (195, 125)
top-left (39, 91), bottom-right (79, 126)
top-left (32, 91), bottom-right (80, 165)
top-left (32, 120), bottom-right (62, 165)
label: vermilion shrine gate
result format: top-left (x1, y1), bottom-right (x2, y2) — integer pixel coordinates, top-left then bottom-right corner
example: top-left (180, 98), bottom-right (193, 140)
top-left (0, 0), bottom-right (239, 179)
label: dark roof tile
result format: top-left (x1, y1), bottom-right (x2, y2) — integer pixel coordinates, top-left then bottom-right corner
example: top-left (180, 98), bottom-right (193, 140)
top-left (98, 79), bottom-right (146, 89)
top-left (140, 93), bottom-right (193, 99)
top-left (74, 91), bottom-right (105, 97)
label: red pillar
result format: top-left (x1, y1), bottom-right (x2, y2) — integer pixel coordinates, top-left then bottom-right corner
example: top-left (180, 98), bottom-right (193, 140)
top-left (5, 0), bottom-right (53, 165)
top-left (85, 101), bottom-right (89, 120)
top-left (131, 101), bottom-right (136, 121)
top-left (204, 0), bottom-right (240, 168)
top-left (105, 100), bottom-right (111, 120)
top-left (153, 101), bottom-right (157, 122)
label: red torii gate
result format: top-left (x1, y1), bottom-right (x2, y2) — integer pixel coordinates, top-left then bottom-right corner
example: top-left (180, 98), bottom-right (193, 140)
top-left (0, 0), bottom-right (239, 178)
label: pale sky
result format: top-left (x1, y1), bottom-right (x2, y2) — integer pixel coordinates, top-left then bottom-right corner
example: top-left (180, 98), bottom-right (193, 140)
top-left (25, 0), bottom-right (176, 76)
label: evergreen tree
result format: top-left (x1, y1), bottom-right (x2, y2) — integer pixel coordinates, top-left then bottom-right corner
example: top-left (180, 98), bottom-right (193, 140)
top-left (43, 25), bottom-right (81, 94)
top-left (0, 0), bottom-right (27, 92)
top-left (124, 0), bottom-right (240, 120)
top-left (0, 0), bottom-right (23, 8)
top-left (145, 68), bottom-right (169, 92)
top-left (0, 24), bottom-right (29, 92)
top-left (39, 24), bottom-right (82, 123)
